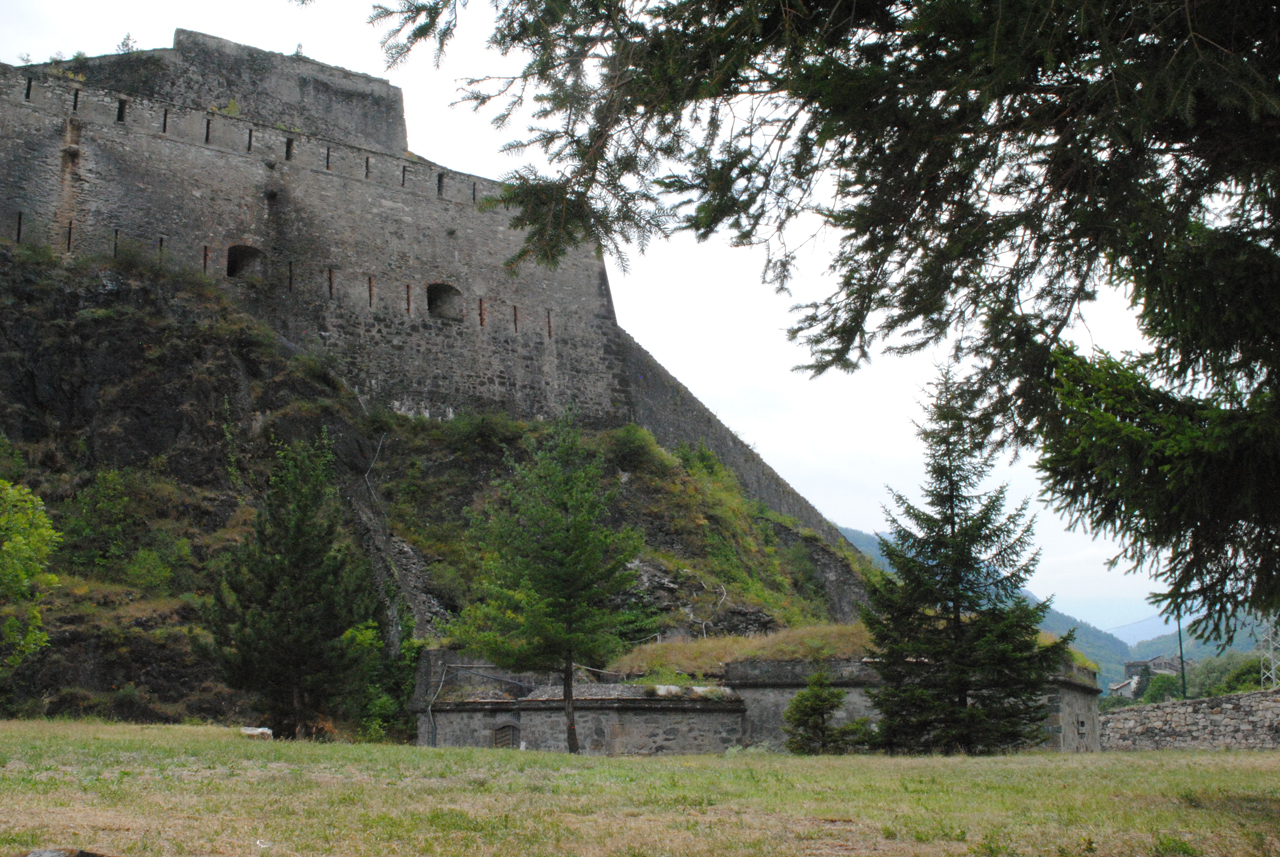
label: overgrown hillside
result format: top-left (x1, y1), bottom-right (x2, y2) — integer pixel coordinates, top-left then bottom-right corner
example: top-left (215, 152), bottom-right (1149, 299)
top-left (0, 242), bottom-right (871, 727)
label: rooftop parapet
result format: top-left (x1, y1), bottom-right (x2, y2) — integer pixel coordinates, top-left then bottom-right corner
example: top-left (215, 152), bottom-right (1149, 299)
top-left (22, 29), bottom-right (408, 155)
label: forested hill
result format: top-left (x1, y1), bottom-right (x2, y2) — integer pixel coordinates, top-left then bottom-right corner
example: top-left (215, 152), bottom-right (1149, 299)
top-left (840, 526), bottom-right (1132, 686)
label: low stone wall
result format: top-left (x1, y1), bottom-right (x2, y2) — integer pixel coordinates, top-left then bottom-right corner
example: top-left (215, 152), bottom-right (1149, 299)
top-left (1100, 689), bottom-right (1280, 750)
top-left (427, 688), bottom-right (745, 755)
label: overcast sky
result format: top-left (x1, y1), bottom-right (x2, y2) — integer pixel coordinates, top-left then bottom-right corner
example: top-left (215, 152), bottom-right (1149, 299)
top-left (2, 0), bottom-right (1187, 643)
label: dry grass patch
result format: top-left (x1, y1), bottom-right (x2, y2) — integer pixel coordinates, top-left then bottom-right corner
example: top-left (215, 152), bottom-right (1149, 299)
top-left (2, 720), bottom-right (1279, 857)
top-left (613, 623), bottom-right (872, 678)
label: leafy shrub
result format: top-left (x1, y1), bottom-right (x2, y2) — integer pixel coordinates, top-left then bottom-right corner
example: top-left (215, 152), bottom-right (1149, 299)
top-left (1143, 673), bottom-right (1182, 704)
top-left (438, 412), bottom-right (526, 459)
top-left (604, 424), bottom-right (675, 475)
top-left (783, 671), bottom-right (874, 754)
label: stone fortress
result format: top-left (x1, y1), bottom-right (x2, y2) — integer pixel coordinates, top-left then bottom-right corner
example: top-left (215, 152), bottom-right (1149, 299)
top-left (0, 27), bottom-right (844, 546)
top-left (1, 30), bottom-right (1111, 754)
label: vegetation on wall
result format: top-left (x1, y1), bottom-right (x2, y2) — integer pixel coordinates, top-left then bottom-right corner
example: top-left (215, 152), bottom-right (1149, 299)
top-left (0, 241), bottom-right (863, 734)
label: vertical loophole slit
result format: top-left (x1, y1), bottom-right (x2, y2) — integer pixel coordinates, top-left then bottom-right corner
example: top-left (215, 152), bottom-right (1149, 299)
top-left (203, 245), bottom-right (209, 272)
top-left (401, 165), bottom-right (407, 187)
top-left (436, 173), bottom-right (444, 197)
top-left (247, 128), bottom-right (253, 152)
top-left (365, 156), bottom-right (370, 179)
top-left (116, 99), bottom-right (126, 122)
top-left (72, 90), bottom-right (79, 112)
top-left (16, 212), bottom-right (23, 243)
top-left (479, 298), bottom-right (486, 327)
top-left (24, 78), bottom-right (33, 100)
top-left (513, 305), bottom-right (518, 332)
top-left (405, 284), bottom-right (411, 314)
top-left (66, 220), bottom-right (73, 252)
top-left (328, 268), bottom-right (334, 299)
top-left (288, 261), bottom-right (294, 292)
top-left (326, 147), bottom-right (331, 170)
top-left (547, 309), bottom-right (552, 337)
top-left (162, 109), bottom-right (168, 133)
top-left (205, 118), bottom-right (211, 143)
top-left (285, 138), bottom-right (294, 161)
top-left (368, 276), bottom-right (374, 307)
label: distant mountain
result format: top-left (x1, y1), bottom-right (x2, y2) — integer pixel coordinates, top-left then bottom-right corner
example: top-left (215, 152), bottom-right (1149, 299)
top-left (838, 527), bottom-right (888, 570)
top-left (1128, 619), bottom-right (1261, 661)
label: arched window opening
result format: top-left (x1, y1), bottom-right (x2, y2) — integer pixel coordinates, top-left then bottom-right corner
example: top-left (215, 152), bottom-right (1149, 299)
top-left (427, 283), bottom-right (463, 320)
top-left (226, 245), bottom-right (266, 279)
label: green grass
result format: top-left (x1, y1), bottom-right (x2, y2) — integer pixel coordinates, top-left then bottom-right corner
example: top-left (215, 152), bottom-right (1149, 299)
top-left (2, 721), bottom-right (1277, 857)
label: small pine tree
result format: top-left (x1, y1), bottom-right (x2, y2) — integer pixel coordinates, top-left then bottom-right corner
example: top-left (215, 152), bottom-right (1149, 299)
top-left (204, 433), bottom-right (376, 737)
top-left (783, 671), bottom-right (872, 755)
top-left (451, 416), bottom-right (643, 753)
top-left (863, 371), bottom-right (1072, 754)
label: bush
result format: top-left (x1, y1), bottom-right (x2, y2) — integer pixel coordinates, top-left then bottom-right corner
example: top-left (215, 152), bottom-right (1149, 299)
top-left (1142, 673), bottom-right (1182, 704)
top-left (604, 424), bottom-right (675, 475)
top-left (782, 671), bottom-right (873, 755)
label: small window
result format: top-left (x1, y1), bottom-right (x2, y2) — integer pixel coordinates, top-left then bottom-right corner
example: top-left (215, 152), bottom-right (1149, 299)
top-left (365, 156), bottom-right (370, 179)
top-left (203, 245), bottom-right (209, 272)
top-left (205, 118), bottom-right (212, 144)
top-left (72, 89), bottom-right (80, 112)
top-left (117, 99), bottom-right (127, 122)
top-left (427, 283), bottom-right (463, 320)
top-left (326, 147), bottom-right (331, 170)
top-left (25, 78), bottom-right (33, 100)
top-left (327, 268), bottom-right (334, 299)
top-left (247, 128), bottom-right (254, 152)
top-left (493, 725), bottom-right (519, 749)
top-left (16, 212), bottom-right (23, 244)
top-left (226, 244), bottom-right (265, 279)
top-left (401, 165), bottom-right (407, 187)
top-left (436, 173), bottom-right (444, 197)
top-left (285, 138), bottom-right (294, 161)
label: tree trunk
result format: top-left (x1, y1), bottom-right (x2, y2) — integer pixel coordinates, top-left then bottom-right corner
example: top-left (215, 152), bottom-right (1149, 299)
top-left (563, 658), bottom-right (579, 754)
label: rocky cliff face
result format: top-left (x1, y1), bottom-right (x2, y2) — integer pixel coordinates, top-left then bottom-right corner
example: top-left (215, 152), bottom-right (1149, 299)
top-left (0, 244), bottom-right (871, 727)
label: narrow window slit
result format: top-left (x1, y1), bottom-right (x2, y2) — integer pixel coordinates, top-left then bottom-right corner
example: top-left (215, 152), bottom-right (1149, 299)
top-left (325, 147), bottom-right (331, 171)
top-left (285, 138), bottom-right (294, 161)
top-left (203, 245), bottom-right (209, 272)
top-left (364, 156), bottom-right (370, 179)
top-left (162, 109), bottom-right (168, 133)
top-left (436, 173), bottom-right (444, 197)
top-left (205, 118), bottom-right (212, 144)
top-left (247, 128), bottom-right (253, 152)
top-left (328, 268), bottom-right (334, 299)
top-left (116, 99), bottom-right (126, 122)
top-left (401, 165), bottom-right (407, 187)
top-left (513, 305), bottom-right (519, 332)
top-left (479, 298), bottom-right (486, 327)
top-left (405, 284), bottom-right (411, 314)
top-left (368, 276), bottom-right (374, 307)
top-left (16, 212), bottom-right (23, 244)
top-left (72, 89), bottom-right (79, 112)
top-left (66, 220), bottom-right (73, 252)
top-left (288, 261), bottom-right (294, 292)
top-left (157, 237), bottom-right (164, 256)
top-left (24, 78), bottom-right (33, 100)
top-left (114, 230), bottom-right (120, 258)
top-left (472, 182), bottom-right (477, 202)
top-left (546, 309), bottom-right (552, 337)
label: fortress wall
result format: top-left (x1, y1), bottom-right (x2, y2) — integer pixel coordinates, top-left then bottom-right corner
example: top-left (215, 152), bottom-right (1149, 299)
top-left (1, 37), bottom-right (854, 547)
top-left (620, 330), bottom-right (847, 545)
top-left (0, 62), bottom-right (632, 424)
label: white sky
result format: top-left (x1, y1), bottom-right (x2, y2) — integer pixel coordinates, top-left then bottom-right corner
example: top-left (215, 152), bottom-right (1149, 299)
top-left (1, 0), bottom-right (1182, 643)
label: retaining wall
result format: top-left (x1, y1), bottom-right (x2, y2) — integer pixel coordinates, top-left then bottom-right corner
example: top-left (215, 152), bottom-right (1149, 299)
top-left (1100, 689), bottom-right (1280, 751)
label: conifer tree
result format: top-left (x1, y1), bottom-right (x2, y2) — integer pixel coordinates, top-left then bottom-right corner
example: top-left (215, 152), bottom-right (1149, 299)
top-left (863, 373), bottom-right (1070, 754)
top-left (782, 671), bottom-right (871, 755)
top-left (205, 433), bottom-right (375, 737)
top-left (451, 416), bottom-right (643, 753)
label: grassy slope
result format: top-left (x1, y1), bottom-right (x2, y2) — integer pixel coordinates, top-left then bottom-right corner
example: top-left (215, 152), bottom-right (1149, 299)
top-left (0, 243), bottom-right (863, 722)
top-left (2, 720), bottom-right (1278, 857)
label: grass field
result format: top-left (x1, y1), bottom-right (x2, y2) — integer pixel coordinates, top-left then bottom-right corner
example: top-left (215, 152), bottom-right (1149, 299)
top-left (1, 721), bottom-right (1276, 857)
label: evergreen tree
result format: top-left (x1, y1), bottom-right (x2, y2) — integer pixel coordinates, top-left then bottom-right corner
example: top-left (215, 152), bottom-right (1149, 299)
top-left (451, 416), bottom-right (643, 753)
top-left (782, 671), bottom-right (871, 755)
top-left (863, 374), bottom-right (1071, 754)
top-left (354, 0), bottom-right (1280, 639)
top-left (205, 434), bottom-right (375, 737)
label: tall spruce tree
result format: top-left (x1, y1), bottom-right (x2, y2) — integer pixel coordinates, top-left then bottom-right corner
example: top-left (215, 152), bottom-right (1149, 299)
top-left (451, 416), bottom-right (642, 753)
top-left (863, 374), bottom-right (1071, 754)
top-left (205, 434), bottom-right (376, 737)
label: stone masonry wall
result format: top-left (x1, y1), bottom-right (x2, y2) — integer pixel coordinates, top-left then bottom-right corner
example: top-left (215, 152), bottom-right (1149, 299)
top-left (429, 698), bottom-right (745, 755)
top-left (0, 30), bottom-right (855, 549)
top-left (1100, 689), bottom-right (1280, 751)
